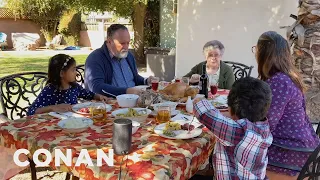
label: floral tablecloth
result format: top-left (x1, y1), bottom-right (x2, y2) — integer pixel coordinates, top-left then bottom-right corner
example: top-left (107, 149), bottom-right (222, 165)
top-left (0, 111), bottom-right (216, 180)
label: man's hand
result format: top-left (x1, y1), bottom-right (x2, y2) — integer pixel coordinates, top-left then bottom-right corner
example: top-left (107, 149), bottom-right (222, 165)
top-left (147, 76), bottom-right (157, 85)
top-left (126, 87), bottom-right (143, 95)
top-left (193, 97), bottom-right (204, 105)
top-left (94, 94), bottom-right (109, 103)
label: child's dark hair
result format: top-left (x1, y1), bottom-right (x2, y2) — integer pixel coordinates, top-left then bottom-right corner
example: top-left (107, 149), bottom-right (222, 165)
top-left (227, 77), bottom-right (272, 122)
top-left (47, 54), bottom-right (76, 88)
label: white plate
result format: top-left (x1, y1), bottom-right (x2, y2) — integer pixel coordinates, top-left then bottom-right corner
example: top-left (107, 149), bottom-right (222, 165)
top-left (208, 95), bottom-right (228, 108)
top-left (72, 102), bottom-right (112, 115)
top-left (150, 110), bottom-right (180, 117)
top-left (154, 120), bottom-right (202, 139)
top-left (58, 117), bottom-right (93, 133)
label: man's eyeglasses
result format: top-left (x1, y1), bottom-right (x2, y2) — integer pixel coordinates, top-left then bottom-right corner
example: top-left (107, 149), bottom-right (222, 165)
top-left (251, 46), bottom-right (256, 54)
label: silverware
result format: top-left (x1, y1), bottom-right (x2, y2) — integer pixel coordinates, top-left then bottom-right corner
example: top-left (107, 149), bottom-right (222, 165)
top-left (187, 115), bottom-right (195, 134)
top-left (102, 89), bottom-right (117, 98)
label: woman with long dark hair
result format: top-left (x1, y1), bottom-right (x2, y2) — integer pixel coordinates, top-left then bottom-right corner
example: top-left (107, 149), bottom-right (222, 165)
top-left (254, 31), bottom-right (319, 179)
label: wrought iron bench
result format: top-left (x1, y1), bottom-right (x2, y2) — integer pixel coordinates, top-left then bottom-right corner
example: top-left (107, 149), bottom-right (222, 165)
top-left (223, 61), bottom-right (254, 80)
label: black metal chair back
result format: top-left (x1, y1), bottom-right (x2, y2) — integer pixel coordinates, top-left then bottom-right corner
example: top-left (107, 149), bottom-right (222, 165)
top-left (0, 72), bottom-right (48, 120)
top-left (76, 65), bottom-right (85, 87)
top-left (316, 121), bottom-right (320, 138)
top-left (223, 61), bottom-right (254, 80)
top-left (298, 144), bottom-right (320, 180)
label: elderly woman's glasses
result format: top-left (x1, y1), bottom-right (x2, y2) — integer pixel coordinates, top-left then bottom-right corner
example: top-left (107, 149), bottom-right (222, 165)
top-left (251, 46), bottom-right (257, 54)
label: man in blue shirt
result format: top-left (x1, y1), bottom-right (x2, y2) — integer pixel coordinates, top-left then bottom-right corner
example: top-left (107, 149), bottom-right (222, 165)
top-left (85, 24), bottom-right (154, 96)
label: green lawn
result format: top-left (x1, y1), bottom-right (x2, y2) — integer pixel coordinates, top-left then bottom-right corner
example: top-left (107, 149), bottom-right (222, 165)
top-left (0, 54), bottom-right (89, 78)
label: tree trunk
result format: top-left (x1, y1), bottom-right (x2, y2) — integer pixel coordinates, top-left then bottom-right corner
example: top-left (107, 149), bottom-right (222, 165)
top-left (132, 2), bottom-right (147, 64)
top-left (289, 0), bottom-right (320, 123)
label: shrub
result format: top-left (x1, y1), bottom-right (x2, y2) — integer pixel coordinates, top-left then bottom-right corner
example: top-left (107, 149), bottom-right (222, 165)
top-left (58, 10), bottom-right (81, 46)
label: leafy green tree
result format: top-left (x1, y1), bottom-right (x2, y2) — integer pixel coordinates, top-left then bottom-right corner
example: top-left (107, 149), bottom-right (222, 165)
top-left (106, 0), bottom-right (150, 64)
top-left (4, 0), bottom-right (66, 41)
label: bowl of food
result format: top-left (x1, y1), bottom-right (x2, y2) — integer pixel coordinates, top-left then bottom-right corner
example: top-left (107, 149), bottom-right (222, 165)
top-left (57, 117), bottom-right (93, 133)
top-left (151, 101), bottom-right (178, 113)
top-left (111, 108), bottom-right (152, 123)
top-left (116, 94), bottom-right (139, 108)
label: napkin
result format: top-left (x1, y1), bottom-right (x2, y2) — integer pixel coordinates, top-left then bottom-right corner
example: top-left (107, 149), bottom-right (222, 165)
top-left (48, 112), bottom-right (83, 119)
top-left (171, 113), bottom-right (202, 128)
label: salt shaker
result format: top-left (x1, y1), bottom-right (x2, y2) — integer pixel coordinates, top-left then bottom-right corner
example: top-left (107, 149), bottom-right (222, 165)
top-left (186, 96), bottom-right (193, 113)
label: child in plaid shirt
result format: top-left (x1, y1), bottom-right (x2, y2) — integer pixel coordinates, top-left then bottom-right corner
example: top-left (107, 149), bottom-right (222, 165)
top-left (194, 77), bottom-right (273, 180)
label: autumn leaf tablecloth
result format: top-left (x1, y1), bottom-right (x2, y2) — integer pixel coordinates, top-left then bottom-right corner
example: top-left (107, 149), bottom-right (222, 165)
top-left (0, 113), bottom-right (216, 180)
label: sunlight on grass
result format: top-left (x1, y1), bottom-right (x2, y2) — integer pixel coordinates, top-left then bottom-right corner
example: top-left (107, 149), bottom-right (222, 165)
top-left (0, 54), bottom-right (88, 78)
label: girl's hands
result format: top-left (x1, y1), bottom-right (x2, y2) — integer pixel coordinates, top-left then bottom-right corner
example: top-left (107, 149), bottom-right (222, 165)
top-left (94, 94), bottom-right (109, 103)
top-left (50, 104), bottom-right (72, 112)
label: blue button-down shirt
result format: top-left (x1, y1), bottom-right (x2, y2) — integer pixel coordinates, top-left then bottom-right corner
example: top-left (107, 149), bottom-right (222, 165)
top-left (109, 53), bottom-right (135, 88)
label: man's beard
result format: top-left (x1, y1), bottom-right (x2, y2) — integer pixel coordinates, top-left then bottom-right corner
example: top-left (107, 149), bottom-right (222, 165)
top-left (116, 50), bottom-right (128, 59)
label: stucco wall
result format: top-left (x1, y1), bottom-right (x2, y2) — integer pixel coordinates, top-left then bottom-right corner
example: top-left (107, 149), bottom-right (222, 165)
top-left (160, 0), bottom-right (177, 48)
top-left (0, 19), bottom-right (45, 48)
top-left (175, 0), bottom-right (298, 78)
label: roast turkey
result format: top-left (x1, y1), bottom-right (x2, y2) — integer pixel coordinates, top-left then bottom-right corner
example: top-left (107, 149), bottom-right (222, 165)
top-left (159, 82), bottom-right (199, 102)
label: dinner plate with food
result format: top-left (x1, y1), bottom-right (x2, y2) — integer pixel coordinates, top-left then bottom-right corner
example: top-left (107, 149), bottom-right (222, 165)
top-left (111, 108), bottom-right (152, 123)
top-left (154, 121), bottom-right (203, 139)
top-left (209, 95), bottom-right (228, 111)
top-left (72, 102), bottom-right (113, 115)
top-left (57, 117), bottom-right (93, 133)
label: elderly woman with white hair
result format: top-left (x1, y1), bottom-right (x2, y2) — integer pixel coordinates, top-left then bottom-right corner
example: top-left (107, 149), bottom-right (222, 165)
top-left (184, 40), bottom-right (235, 89)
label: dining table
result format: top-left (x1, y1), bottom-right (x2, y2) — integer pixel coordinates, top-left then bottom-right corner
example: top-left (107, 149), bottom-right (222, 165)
top-left (0, 89), bottom-right (229, 180)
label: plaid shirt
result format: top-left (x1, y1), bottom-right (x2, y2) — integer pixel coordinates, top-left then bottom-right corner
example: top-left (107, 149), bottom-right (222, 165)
top-left (194, 100), bottom-right (273, 180)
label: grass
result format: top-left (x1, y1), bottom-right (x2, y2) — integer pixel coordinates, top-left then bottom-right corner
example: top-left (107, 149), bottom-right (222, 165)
top-left (0, 54), bottom-right (89, 78)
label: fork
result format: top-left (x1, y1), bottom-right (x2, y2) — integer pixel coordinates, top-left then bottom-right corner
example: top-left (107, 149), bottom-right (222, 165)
top-left (187, 115), bottom-right (195, 134)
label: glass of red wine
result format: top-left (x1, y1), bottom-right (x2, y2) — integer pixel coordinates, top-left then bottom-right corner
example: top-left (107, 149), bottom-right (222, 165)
top-left (210, 84), bottom-right (218, 96)
top-left (151, 77), bottom-right (160, 91)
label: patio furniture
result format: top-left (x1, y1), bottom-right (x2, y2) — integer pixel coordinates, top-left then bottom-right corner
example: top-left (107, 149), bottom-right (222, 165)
top-left (223, 61), bottom-right (253, 80)
top-left (297, 144), bottom-right (320, 180)
top-left (45, 34), bottom-right (62, 49)
top-left (0, 32), bottom-right (8, 50)
top-left (76, 65), bottom-right (85, 87)
top-left (0, 72), bottom-right (48, 120)
top-left (11, 33), bottom-right (40, 51)
top-left (316, 121), bottom-right (320, 138)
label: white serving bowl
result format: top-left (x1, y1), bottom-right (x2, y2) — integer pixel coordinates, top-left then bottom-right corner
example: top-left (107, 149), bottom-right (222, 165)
top-left (111, 108), bottom-right (152, 123)
top-left (151, 101), bottom-right (178, 113)
top-left (57, 117), bottom-right (93, 133)
top-left (116, 94), bottom-right (139, 108)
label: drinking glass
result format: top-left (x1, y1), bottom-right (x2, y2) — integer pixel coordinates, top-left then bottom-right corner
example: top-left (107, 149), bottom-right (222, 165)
top-left (91, 102), bottom-right (107, 122)
top-left (210, 83), bottom-right (218, 96)
top-left (151, 77), bottom-right (160, 91)
top-left (174, 76), bottom-right (181, 83)
top-left (156, 106), bottom-right (171, 124)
